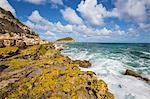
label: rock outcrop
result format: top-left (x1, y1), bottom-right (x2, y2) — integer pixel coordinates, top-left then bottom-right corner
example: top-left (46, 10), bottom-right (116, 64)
top-left (124, 69), bottom-right (150, 84)
top-left (73, 60), bottom-right (92, 68)
top-left (0, 7), bottom-right (48, 47)
top-left (0, 7), bottom-right (114, 99)
top-left (0, 44), bottom-right (114, 99)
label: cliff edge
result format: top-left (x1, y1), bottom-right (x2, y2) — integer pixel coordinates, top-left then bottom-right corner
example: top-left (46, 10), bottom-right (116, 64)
top-left (0, 7), bottom-right (48, 47)
top-left (0, 8), bottom-right (114, 99)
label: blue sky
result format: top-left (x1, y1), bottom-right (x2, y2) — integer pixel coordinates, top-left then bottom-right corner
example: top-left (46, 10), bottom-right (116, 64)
top-left (0, 0), bottom-right (150, 43)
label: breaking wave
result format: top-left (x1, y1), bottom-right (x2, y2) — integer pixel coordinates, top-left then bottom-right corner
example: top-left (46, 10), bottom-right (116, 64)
top-left (62, 43), bottom-right (150, 99)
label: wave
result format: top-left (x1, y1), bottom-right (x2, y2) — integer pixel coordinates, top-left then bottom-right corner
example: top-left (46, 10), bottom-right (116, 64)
top-left (129, 50), bottom-right (150, 59)
top-left (62, 43), bottom-right (150, 99)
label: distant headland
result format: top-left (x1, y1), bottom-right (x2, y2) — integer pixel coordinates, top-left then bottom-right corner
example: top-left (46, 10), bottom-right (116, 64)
top-left (56, 37), bottom-right (75, 43)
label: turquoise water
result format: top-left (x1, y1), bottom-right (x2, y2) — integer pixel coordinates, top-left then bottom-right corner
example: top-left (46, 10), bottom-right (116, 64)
top-left (61, 43), bottom-right (150, 99)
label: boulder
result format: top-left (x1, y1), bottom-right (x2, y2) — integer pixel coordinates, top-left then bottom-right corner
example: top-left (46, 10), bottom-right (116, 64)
top-left (124, 69), bottom-right (140, 77)
top-left (124, 69), bottom-right (150, 84)
top-left (73, 60), bottom-right (91, 68)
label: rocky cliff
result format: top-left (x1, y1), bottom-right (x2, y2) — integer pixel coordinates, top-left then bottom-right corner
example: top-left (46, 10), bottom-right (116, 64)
top-left (0, 7), bottom-right (48, 47)
top-left (0, 7), bottom-right (114, 99)
top-left (0, 44), bottom-right (114, 99)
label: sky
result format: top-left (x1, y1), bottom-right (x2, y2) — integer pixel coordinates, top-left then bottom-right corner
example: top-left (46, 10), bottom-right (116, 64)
top-left (0, 0), bottom-right (150, 43)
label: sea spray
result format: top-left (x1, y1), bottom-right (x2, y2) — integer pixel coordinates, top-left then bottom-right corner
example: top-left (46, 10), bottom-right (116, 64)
top-left (62, 43), bottom-right (150, 99)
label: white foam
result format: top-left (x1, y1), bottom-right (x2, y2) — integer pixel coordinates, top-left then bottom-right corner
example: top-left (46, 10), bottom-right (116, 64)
top-left (81, 63), bottom-right (150, 99)
top-left (141, 51), bottom-right (150, 55)
top-left (100, 75), bottom-right (150, 99)
top-left (62, 46), bottom-right (150, 99)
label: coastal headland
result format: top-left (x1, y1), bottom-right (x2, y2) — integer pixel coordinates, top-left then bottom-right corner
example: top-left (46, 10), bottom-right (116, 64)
top-left (0, 7), bottom-right (114, 98)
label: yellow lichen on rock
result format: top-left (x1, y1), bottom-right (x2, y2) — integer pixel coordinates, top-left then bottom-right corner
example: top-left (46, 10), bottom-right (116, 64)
top-left (20, 45), bottom-right (40, 56)
top-left (0, 7), bottom-right (114, 99)
top-left (0, 44), bottom-right (114, 99)
top-left (0, 47), bottom-right (18, 54)
top-left (3, 58), bottom-right (31, 69)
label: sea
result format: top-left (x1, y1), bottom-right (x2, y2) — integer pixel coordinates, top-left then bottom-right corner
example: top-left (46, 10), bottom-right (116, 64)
top-left (61, 43), bottom-right (150, 99)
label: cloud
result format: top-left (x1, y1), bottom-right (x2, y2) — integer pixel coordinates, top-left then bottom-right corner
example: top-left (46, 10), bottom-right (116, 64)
top-left (23, 0), bottom-right (46, 5)
top-left (25, 10), bottom-right (125, 41)
top-left (139, 23), bottom-right (150, 32)
top-left (77, 0), bottom-right (119, 26)
top-left (115, 0), bottom-right (150, 23)
top-left (51, 0), bottom-right (63, 5)
top-left (17, 0), bottom-right (64, 6)
top-left (0, 0), bottom-right (16, 16)
top-left (43, 31), bottom-right (58, 40)
top-left (26, 10), bottom-right (73, 33)
top-left (45, 31), bottom-right (55, 36)
top-left (61, 7), bottom-right (83, 25)
top-left (28, 10), bottom-right (50, 24)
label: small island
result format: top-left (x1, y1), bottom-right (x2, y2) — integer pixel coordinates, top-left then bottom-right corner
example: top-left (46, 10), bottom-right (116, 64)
top-left (56, 37), bottom-right (75, 43)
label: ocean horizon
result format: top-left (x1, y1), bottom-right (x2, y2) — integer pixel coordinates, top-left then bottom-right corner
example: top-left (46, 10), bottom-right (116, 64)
top-left (73, 42), bottom-right (150, 44)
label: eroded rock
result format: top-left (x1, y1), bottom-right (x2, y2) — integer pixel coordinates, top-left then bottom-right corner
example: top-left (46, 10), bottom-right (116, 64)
top-left (0, 44), bottom-right (114, 99)
top-left (73, 60), bottom-right (92, 68)
top-left (0, 7), bottom-right (114, 99)
top-left (0, 65), bottom-right (8, 72)
top-left (125, 69), bottom-right (140, 77)
top-left (124, 69), bottom-right (150, 84)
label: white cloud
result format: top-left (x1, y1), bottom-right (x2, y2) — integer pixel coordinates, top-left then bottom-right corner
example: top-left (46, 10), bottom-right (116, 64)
top-left (23, 0), bottom-right (46, 5)
top-left (139, 23), bottom-right (150, 32)
top-left (17, 0), bottom-right (63, 6)
top-left (114, 0), bottom-right (150, 37)
top-left (114, 24), bottom-right (120, 30)
top-left (51, 0), bottom-right (63, 5)
top-left (28, 10), bottom-right (50, 24)
top-left (25, 10), bottom-right (126, 41)
top-left (74, 25), bottom-right (113, 36)
top-left (61, 7), bottom-right (83, 25)
top-left (0, 0), bottom-right (16, 16)
top-left (77, 0), bottom-right (119, 26)
top-left (25, 20), bottom-right (35, 29)
top-left (27, 10), bottom-right (73, 33)
top-left (115, 0), bottom-right (150, 22)
top-left (54, 22), bottom-right (73, 33)
top-left (45, 31), bottom-right (55, 36)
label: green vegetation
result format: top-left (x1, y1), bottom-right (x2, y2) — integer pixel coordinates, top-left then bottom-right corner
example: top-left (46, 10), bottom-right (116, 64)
top-left (56, 37), bottom-right (75, 42)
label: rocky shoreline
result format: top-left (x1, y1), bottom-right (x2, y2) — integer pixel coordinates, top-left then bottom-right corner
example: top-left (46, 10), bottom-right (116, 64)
top-left (0, 7), bottom-right (114, 98)
top-left (0, 43), bottom-right (114, 99)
